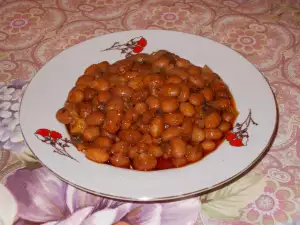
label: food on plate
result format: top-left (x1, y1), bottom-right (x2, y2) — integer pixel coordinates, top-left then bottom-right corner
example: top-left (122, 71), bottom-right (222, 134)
top-left (56, 50), bottom-right (238, 171)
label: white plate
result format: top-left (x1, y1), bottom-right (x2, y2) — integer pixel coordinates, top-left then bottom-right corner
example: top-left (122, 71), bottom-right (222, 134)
top-left (20, 30), bottom-right (277, 201)
top-left (0, 184), bottom-right (17, 225)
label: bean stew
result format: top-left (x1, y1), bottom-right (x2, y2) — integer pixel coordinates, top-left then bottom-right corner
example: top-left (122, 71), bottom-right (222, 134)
top-left (56, 50), bottom-right (238, 171)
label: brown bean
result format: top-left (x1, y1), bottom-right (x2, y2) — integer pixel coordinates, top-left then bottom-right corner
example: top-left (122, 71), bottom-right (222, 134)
top-left (109, 60), bottom-right (133, 74)
top-left (140, 133), bottom-right (153, 145)
top-left (74, 84), bottom-right (86, 91)
top-left (202, 88), bottom-right (214, 101)
top-left (128, 146), bottom-right (138, 159)
top-left (161, 97), bottom-right (179, 113)
top-left (166, 75), bottom-right (182, 84)
top-left (137, 143), bottom-right (149, 153)
top-left (76, 76), bottom-right (94, 87)
top-left (178, 85), bottom-right (190, 102)
top-left (108, 74), bottom-right (127, 86)
top-left (118, 129), bottom-right (142, 145)
top-left (191, 126), bottom-right (205, 143)
top-left (176, 58), bottom-right (190, 68)
top-left (188, 75), bottom-right (204, 88)
top-left (152, 137), bottom-right (162, 145)
top-left (162, 126), bottom-right (181, 142)
top-left (216, 91), bottom-right (230, 99)
top-left (194, 118), bottom-right (205, 128)
top-left (128, 76), bottom-right (144, 90)
top-left (90, 79), bottom-right (110, 92)
top-left (186, 146), bottom-right (203, 162)
top-left (180, 102), bottom-right (195, 117)
top-left (100, 128), bottom-right (116, 141)
top-left (133, 153), bottom-right (157, 171)
top-left (112, 85), bottom-right (133, 98)
top-left (160, 84), bottom-right (180, 97)
top-left (188, 66), bottom-right (202, 76)
top-left (110, 154), bottom-right (130, 168)
top-left (97, 61), bottom-right (110, 72)
top-left (86, 148), bottom-right (109, 163)
top-left (150, 116), bottom-right (164, 138)
top-left (142, 110), bottom-right (155, 124)
top-left (202, 72), bottom-right (215, 83)
top-left (125, 108), bottom-right (138, 122)
top-left (111, 141), bottom-right (128, 154)
top-left (152, 57), bottom-right (170, 72)
top-left (135, 102), bottom-right (148, 115)
top-left (205, 128), bottom-right (223, 140)
top-left (84, 64), bottom-right (99, 75)
top-left (83, 126), bottom-right (100, 142)
top-left (104, 109), bottom-right (122, 133)
top-left (181, 118), bottom-right (193, 137)
top-left (84, 88), bottom-right (97, 101)
top-left (77, 102), bottom-right (92, 118)
top-left (208, 98), bottom-right (231, 110)
top-left (149, 145), bottom-right (163, 158)
top-left (94, 136), bottom-right (113, 149)
top-left (121, 108), bottom-right (138, 129)
top-left (168, 67), bottom-right (189, 80)
top-left (164, 112), bottom-right (184, 126)
top-left (97, 90), bottom-right (111, 103)
top-left (129, 53), bottom-right (151, 63)
top-left (149, 87), bottom-right (160, 97)
top-left (161, 143), bottom-right (172, 159)
top-left (106, 98), bottom-right (124, 112)
top-left (76, 143), bottom-right (90, 152)
top-left (222, 111), bottom-right (235, 123)
top-left (170, 137), bottom-right (186, 158)
top-left (143, 75), bottom-right (164, 88)
top-left (201, 140), bottom-right (216, 152)
top-left (138, 123), bottom-right (149, 134)
top-left (219, 121), bottom-right (231, 132)
top-left (86, 111), bottom-right (105, 126)
top-left (146, 96), bottom-right (160, 110)
top-left (131, 90), bottom-right (149, 104)
top-left (211, 81), bottom-right (228, 92)
top-left (204, 112), bottom-right (222, 128)
top-left (68, 89), bottom-right (84, 103)
top-left (172, 157), bottom-right (187, 167)
top-left (124, 71), bottom-right (139, 80)
top-left (56, 108), bottom-right (72, 124)
top-left (189, 93), bottom-right (205, 106)
top-left (133, 63), bottom-right (152, 74)
top-left (69, 118), bottom-right (86, 135)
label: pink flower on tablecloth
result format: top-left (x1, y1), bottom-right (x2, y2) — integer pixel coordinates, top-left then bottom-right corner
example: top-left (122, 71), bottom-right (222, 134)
top-left (212, 15), bottom-right (294, 71)
top-left (124, 1), bottom-right (214, 33)
top-left (224, 28), bottom-right (267, 54)
top-left (150, 6), bottom-right (189, 27)
top-left (5, 167), bottom-right (200, 225)
top-left (0, 1), bottom-right (65, 50)
top-left (2, 12), bottom-right (40, 35)
top-left (243, 181), bottom-right (297, 225)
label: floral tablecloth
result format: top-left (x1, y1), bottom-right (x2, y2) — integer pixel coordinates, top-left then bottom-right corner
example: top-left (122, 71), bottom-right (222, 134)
top-left (1, 0), bottom-right (300, 224)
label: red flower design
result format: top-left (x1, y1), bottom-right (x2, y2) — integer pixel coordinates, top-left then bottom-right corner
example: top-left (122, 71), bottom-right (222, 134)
top-left (102, 36), bottom-right (147, 57)
top-left (35, 128), bottom-right (50, 137)
top-left (34, 129), bottom-right (77, 161)
top-left (49, 131), bottom-right (62, 140)
top-left (227, 110), bottom-right (258, 147)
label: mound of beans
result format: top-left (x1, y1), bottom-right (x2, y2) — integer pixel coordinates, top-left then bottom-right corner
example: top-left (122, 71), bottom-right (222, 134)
top-left (56, 50), bottom-right (238, 171)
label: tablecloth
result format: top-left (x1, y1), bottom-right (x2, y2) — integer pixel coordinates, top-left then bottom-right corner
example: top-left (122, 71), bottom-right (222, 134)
top-left (0, 0), bottom-right (300, 224)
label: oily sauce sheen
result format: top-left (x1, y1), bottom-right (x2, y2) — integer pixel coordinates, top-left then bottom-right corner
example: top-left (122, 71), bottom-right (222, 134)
top-left (56, 50), bottom-right (238, 171)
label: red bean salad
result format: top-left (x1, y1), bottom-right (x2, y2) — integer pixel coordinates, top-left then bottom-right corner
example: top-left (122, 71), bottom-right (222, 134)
top-left (56, 50), bottom-right (238, 171)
